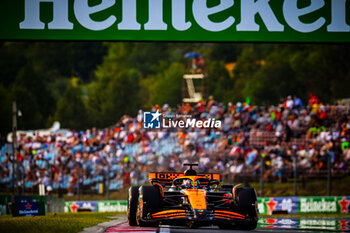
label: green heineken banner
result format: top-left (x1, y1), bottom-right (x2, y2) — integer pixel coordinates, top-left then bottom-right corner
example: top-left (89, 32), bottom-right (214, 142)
top-left (97, 200), bottom-right (127, 212)
top-left (257, 196), bottom-right (350, 215)
top-left (63, 197), bottom-right (350, 214)
top-left (0, 0), bottom-right (349, 42)
top-left (65, 200), bottom-right (127, 213)
top-left (258, 218), bottom-right (350, 231)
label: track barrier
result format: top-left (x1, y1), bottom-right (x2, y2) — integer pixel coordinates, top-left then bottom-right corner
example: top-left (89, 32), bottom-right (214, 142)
top-left (2, 195), bottom-right (349, 215)
top-left (63, 197), bottom-right (350, 215)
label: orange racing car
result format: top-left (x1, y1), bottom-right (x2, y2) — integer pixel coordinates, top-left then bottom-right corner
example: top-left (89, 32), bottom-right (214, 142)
top-left (127, 163), bottom-right (258, 230)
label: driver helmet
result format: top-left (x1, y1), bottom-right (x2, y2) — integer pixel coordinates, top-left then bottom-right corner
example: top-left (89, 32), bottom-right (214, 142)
top-left (183, 179), bottom-right (193, 189)
top-left (194, 180), bottom-right (200, 189)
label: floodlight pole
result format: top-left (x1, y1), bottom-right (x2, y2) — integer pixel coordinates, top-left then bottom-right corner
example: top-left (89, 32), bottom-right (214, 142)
top-left (12, 101), bottom-right (18, 196)
top-left (293, 151), bottom-right (298, 196)
top-left (77, 161), bottom-right (81, 201)
top-left (106, 157), bottom-right (110, 200)
top-left (327, 153), bottom-right (332, 196)
top-left (260, 151), bottom-right (264, 197)
top-left (106, 165), bottom-right (110, 200)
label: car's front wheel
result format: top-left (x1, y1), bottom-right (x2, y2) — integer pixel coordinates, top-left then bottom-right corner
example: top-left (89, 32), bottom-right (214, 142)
top-left (234, 187), bottom-right (258, 230)
top-left (127, 186), bottom-right (139, 226)
top-left (137, 186), bottom-right (161, 227)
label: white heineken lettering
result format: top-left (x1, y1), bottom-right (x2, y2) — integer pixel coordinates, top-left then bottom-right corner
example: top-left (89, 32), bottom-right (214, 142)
top-left (18, 0), bottom-right (350, 36)
top-left (144, 0), bottom-right (167, 30)
top-left (20, 0), bottom-right (73, 29)
top-left (327, 0), bottom-right (350, 32)
top-left (74, 0), bottom-right (116, 31)
top-left (300, 198), bottom-right (337, 213)
top-left (237, 0), bottom-right (284, 31)
top-left (283, 0), bottom-right (326, 33)
top-left (192, 0), bottom-right (235, 32)
top-left (300, 219), bottom-right (336, 227)
top-left (19, 209), bottom-right (39, 214)
top-left (118, 0), bottom-right (141, 30)
top-left (172, 0), bottom-right (192, 31)
top-left (98, 203), bottom-right (127, 212)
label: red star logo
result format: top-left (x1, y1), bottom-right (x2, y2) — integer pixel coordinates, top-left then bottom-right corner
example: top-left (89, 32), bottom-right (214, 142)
top-left (266, 218), bottom-right (277, 224)
top-left (339, 220), bottom-right (349, 230)
top-left (25, 203), bottom-right (32, 210)
top-left (338, 197), bottom-right (350, 213)
top-left (266, 198), bottom-right (277, 215)
top-left (70, 202), bottom-right (79, 213)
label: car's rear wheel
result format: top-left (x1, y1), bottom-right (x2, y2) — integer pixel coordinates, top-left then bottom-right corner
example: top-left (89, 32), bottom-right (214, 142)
top-left (137, 186), bottom-right (161, 227)
top-left (127, 186), bottom-right (139, 226)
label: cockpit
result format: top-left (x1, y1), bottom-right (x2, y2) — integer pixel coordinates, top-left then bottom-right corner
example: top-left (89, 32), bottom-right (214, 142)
top-left (170, 177), bottom-right (216, 191)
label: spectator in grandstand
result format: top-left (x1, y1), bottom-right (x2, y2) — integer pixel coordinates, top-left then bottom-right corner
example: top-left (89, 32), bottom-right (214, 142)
top-left (0, 95), bottom-right (349, 195)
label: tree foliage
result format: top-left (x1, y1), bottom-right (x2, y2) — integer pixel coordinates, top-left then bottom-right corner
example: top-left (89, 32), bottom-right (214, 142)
top-left (145, 62), bottom-right (184, 107)
top-left (0, 84), bottom-right (11, 134)
top-left (55, 79), bottom-right (87, 130)
top-left (1, 41), bottom-right (350, 135)
top-left (87, 69), bottom-right (141, 128)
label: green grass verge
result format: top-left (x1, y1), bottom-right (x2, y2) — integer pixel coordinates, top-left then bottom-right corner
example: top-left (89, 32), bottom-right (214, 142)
top-left (0, 212), bottom-right (123, 233)
top-left (0, 212), bottom-right (349, 233)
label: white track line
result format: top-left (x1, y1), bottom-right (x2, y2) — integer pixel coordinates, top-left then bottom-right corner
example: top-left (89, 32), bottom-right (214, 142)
top-left (158, 225), bottom-right (171, 233)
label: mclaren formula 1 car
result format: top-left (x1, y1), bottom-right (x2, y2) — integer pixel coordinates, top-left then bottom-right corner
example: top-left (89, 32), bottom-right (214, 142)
top-left (127, 164), bottom-right (258, 230)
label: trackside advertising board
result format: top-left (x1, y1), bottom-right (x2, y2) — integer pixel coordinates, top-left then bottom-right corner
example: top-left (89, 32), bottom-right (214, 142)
top-left (65, 200), bottom-right (127, 213)
top-left (258, 196), bottom-right (350, 215)
top-left (64, 197), bottom-right (350, 214)
top-left (258, 218), bottom-right (350, 231)
top-left (0, 0), bottom-right (349, 42)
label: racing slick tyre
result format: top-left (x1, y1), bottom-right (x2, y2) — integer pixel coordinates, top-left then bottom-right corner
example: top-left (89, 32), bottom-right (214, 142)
top-left (234, 187), bottom-right (258, 230)
top-left (127, 186), bottom-right (139, 226)
top-left (218, 187), bottom-right (258, 230)
top-left (137, 186), bottom-right (161, 227)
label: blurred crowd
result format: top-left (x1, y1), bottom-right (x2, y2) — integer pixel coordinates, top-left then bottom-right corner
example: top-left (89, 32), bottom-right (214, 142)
top-left (1, 94), bottom-right (350, 195)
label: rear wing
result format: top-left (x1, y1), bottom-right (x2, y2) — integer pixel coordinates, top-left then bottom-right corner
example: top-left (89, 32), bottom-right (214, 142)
top-left (149, 172), bottom-right (221, 185)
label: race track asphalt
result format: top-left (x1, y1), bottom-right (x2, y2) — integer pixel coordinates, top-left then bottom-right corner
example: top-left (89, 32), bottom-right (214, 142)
top-left (104, 217), bottom-right (350, 233)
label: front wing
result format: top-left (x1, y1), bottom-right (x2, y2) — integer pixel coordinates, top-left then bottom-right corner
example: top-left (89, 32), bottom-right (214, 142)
top-left (149, 209), bottom-right (246, 222)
